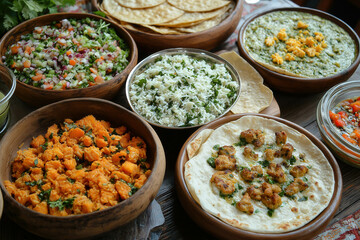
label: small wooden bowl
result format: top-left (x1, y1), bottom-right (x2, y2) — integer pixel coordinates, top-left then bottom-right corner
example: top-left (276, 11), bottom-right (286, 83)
top-left (92, 0), bottom-right (244, 52)
top-left (0, 13), bottom-right (138, 106)
top-left (0, 98), bottom-right (166, 239)
top-left (175, 113), bottom-right (342, 240)
top-left (237, 7), bottom-right (360, 94)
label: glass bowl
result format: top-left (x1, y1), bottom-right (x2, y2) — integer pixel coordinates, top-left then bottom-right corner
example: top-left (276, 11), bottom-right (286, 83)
top-left (317, 81), bottom-right (360, 167)
top-left (125, 48), bottom-right (241, 129)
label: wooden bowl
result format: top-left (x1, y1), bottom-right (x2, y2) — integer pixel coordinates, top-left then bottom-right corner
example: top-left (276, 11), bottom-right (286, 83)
top-left (92, 0), bottom-right (244, 52)
top-left (175, 113), bottom-right (342, 240)
top-left (0, 13), bottom-right (138, 107)
top-left (237, 7), bottom-right (360, 94)
top-left (0, 98), bottom-right (166, 239)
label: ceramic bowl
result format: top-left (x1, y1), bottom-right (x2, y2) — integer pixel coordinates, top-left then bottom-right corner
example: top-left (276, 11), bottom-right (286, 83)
top-left (175, 113), bottom-right (342, 239)
top-left (0, 98), bottom-right (166, 239)
top-left (237, 7), bottom-right (360, 94)
top-left (0, 13), bottom-right (138, 106)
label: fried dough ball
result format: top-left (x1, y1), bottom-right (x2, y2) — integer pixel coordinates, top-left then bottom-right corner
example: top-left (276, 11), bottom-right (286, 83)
top-left (261, 182), bottom-right (282, 209)
top-left (214, 155), bottom-right (236, 171)
top-left (290, 165), bottom-right (309, 178)
top-left (243, 147), bottom-right (258, 161)
top-left (280, 143), bottom-right (294, 160)
top-left (285, 178), bottom-right (309, 196)
top-left (275, 131), bottom-right (287, 145)
top-left (251, 165), bottom-right (263, 176)
top-left (267, 163), bottom-right (286, 183)
top-left (210, 170), bottom-right (236, 195)
top-left (218, 145), bottom-right (236, 157)
top-left (236, 193), bottom-right (254, 215)
top-left (240, 168), bottom-right (257, 182)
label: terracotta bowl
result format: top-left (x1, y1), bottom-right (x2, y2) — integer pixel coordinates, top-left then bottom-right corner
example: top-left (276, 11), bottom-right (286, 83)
top-left (0, 98), bottom-right (166, 239)
top-left (237, 7), bottom-right (360, 94)
top-left (92, 0), bottom-right (244, 52)
top-left (175, 113), bottom-right (342, 240)
top-left (0, 13), bottom-right (138, 106)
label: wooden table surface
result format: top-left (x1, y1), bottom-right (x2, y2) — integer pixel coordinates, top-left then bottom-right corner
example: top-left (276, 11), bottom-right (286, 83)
top-left (1, 0), bottom-right (360, 239)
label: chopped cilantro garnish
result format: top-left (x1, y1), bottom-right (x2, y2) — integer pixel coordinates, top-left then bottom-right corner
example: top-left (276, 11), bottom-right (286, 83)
top-left (207, 157), bottom-right (216, 168)
top-left (298, 196), bottom-right (308, 202)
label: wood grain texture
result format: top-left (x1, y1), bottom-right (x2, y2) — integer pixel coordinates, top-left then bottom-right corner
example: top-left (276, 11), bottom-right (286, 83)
top-left (0, 98), bottom-right (165, 239)
top-left (175, 113), bottom-right (342, 240)
top-left (92, 0), bottom-right (244, 52)
top-left (237, 7), bottom-right (360, 94)
top-left (0, 13), bottom-right (138, 107)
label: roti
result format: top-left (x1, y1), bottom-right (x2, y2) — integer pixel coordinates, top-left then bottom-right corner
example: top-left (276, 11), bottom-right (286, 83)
top-left (184, 115), bottom-right (334, 233)
top-left (115, 0), bottom-right (165, 9)
top-left (167, 0), bottom-right (230, 12)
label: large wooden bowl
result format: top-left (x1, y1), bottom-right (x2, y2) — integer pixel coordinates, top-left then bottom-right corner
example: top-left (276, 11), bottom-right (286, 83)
top-left (92, 0), bottom-right (243, 52)
top-left (0, 13), bottom-right (138, 106)
top-left (175, 113), bottom-right (342, 240)
top-left (0, 98), bottom-right (166, 239)
top-left (237, 7), bottom-right (360, 94)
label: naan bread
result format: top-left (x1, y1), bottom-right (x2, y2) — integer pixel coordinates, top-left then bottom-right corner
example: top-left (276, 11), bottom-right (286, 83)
top-left (185, 116), bottom-right (334, 233)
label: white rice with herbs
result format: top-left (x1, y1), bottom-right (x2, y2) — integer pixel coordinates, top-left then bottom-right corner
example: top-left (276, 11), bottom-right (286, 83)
top-left (129, 54), bottom-right (239, 127)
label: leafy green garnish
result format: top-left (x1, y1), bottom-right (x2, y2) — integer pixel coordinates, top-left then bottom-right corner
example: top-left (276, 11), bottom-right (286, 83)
top-left (259, 160), bottom-right (270, 168)
top-left (38, 189), bottom-right (51, 202)
top-left (207, 157), bottom-right (216, 168)
top-left (267, 209), bottom-right (275, 217)
top-left (67, 178), bottom-right (75, 184)
top-left (213, 144), bottom-right (220, 151)
top-left (234, 137), bottom-right (247, 147)
top-left (298, 196), bottom-right (308, 202)
top-left (289, 156), bottom-right (297, 165)
top-left (93, 10), bottom-right (106, 18)
top-left (48, 197), bottom-right (76, 211)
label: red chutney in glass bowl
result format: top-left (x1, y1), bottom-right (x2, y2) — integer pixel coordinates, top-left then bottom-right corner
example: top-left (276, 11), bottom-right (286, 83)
top-left (329, 96), bottom-right (360, 147)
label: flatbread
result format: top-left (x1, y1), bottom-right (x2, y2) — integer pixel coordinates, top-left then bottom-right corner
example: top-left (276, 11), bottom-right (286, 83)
top-left (167, 0), bottom-right (230, 12)
top-left (115, 0), bottom-right (165, 9)
top-left (187, 129), bottom-right (214, 159)
top-left (219, 51), bottom-right (273, 114)
top-left (102, 0), bottom-right (184, 25)
top-left (185, 115), bottom-right (334, 233)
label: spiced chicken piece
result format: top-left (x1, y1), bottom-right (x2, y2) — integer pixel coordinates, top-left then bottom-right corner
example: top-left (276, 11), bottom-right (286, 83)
top-left (280, 143), bottom-right (294, 160)
top-left (240, 129), bottom-right (265, 148)
top-left (218, 145), bottom-right (236, 157)
top-left (263, 148), bottom-right (276, 161)
top-left (251, 165), bottom-right (263, 176)
top-left (261, 182), bottom-right (282, 209)
top-left (267, 163), bottom-right (286, 183)
top-left (243, 146), bottom-right (258, 161)
top-left (210, 170), bottom-right (236, 195)
top-left (285, 178), bottom-right (309, 196)
top-left (240, 168), bottom-right (257, 182)
top-left (275, 131), bottom-right (287, 145)
top-left (236, 193), bottom-right (254, 215)
top-left (214, 155), bottom-right (236, 171)
top-left (290, 165), bottom-right (309, 178)
top-left (246, 185), bottom-right (263, 201)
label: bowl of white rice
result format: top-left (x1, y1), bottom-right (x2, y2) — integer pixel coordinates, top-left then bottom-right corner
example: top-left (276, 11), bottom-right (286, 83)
top-left (126, 48), bottom-right (241, 129)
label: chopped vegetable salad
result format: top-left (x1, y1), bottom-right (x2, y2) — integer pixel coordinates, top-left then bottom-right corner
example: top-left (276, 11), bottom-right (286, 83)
top-left (3, 18), bottom-right (129, 90)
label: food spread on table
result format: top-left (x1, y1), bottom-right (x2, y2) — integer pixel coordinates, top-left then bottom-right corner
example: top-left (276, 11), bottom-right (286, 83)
top-left (329, 96), bottom-right (360, 147)
top-left (129, 53), bottom-right (239, 127)
top-left (100, 0), bottom-right (235, 34)
top-left (243, 11), bottom-right (357, 78)
top-left (185, 116), bottom-right (334, 233)
top-left (4, 115), bottom-right (151, 215)
top-left (3, 18), bottom-right (129, 90)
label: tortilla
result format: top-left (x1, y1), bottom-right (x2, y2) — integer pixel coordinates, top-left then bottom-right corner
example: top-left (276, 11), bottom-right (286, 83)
top-left (102, 0), bottom-right (184, 25)
top-left (184, 115), bottom-right (334, 233)
top-left (115, 0), bottom-right (165, 9)
top-left (187, 129), bottom-right (214, 159)
top-left (219, 51), bottom-right (273, 114)
top-left (167, 0), bottom-right (230, 12)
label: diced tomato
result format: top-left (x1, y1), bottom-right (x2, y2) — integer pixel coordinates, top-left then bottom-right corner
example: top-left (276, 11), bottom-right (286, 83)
top-left (334, 119), bottom-right (345, 128)
top-left (69, 59), bottom-right (76, 66)
top-left (329, 111), bottom-right (339, 121)
top-left (350, 101), bottom-right (360, 113)
top-left (338, 111), bottom-right (348, 118)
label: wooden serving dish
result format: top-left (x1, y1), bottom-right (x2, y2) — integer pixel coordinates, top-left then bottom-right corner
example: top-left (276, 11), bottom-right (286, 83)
top-left (175, 113), bottom-right (342, 240)
top-left (237, 7), bottom-right (360, 94)
top-left (0, 13), bottom-right (138, 106)
top-left (92, 0), bottom-right (244, 52)
top-left (0, 98), bottom-right (166, 239)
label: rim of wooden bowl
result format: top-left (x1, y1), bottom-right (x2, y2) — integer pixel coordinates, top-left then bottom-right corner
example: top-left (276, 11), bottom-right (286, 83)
top-left (175, 113), bottom-right (342, 240)
top-left (92, 0), bottom-right (244, 50)
top-left (237, 7), bottom-right (360, 90)
top-left (0, 13), bottom-right (138, 105)
top-left (0, 98), bottom-right (166, 238)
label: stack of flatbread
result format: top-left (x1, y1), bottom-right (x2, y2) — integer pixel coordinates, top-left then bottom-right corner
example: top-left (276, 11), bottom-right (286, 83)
top-left (100, 0), bottom-right (235, 34)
